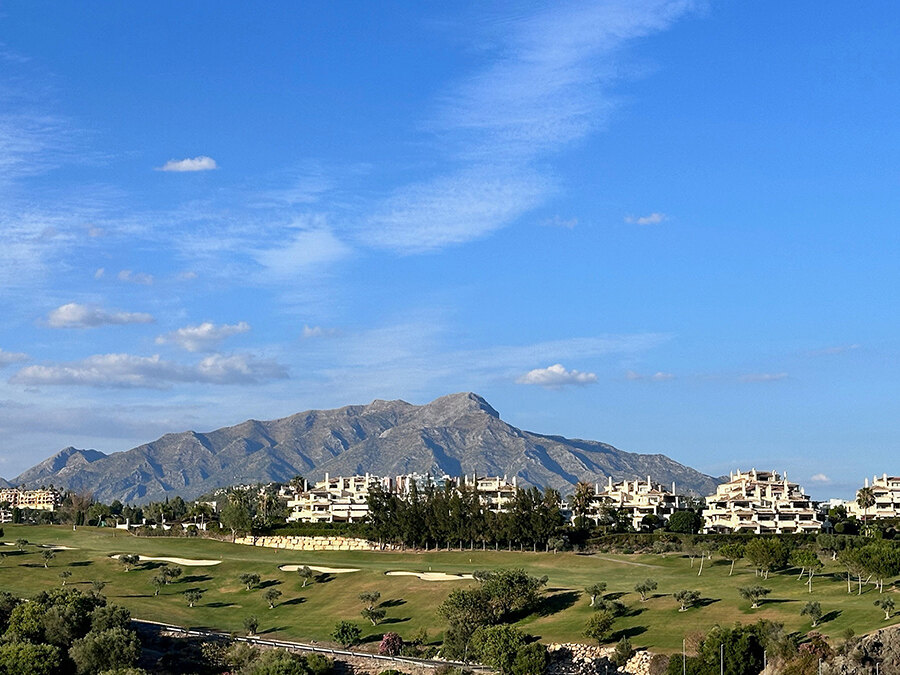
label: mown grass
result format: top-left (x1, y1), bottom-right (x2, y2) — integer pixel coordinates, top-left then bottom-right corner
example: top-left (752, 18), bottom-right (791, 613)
top-left (0, 525), bottom-right (896, 653)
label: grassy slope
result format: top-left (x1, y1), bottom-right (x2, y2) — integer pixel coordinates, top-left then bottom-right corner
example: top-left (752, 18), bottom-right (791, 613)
top-left (0, 525), bottom-right (896, 653)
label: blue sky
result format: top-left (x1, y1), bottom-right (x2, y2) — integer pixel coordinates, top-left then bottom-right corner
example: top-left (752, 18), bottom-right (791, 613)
top-left (1, 1), bottom-right (898, 498)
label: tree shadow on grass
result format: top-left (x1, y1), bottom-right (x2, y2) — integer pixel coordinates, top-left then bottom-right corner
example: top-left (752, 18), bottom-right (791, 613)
top-left (606, 591), bottom-right (627, 601)
top-left (281, 597), bottom-right (306, 606)
top-left (260, 626), bottom-right (288, 635)
top-left (696, 598), bottom-right (720, 608)
top-left (537, 591), bottom-right (580, 617)
top-left (182, 574), bottom-right (212, 584)
top-left (381, 599), bottom-right (406, 608)
top-left (316, 574), bottom-right (335, 584)
top-left (259, 579), bottom-right (282, 589)
top-left (761, 599), bottom-right (795, 605)
top-left (611, 626), bottom-right (647, 641)
top-left (623, 606), bottom-right (646, 618)
top-left (69, 560), bottom-right (93, 567)
top-left (206, 602), bottom-right (236, 608)
top-left (820, 610), bottom-right (842, 624)
top-left (381, 617), bottom-right (410, 625)
top-left (360, 633), bottom-right (382, 645)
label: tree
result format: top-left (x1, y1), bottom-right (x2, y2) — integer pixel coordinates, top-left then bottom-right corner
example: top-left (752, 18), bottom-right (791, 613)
top-left (331, 620), bottom-right (361, 648)
top-left (41, 550), bottom-right (55, 568)
top-left (243, 649), bottom-right (308, 675)
top-left (583, 610), bottom-right (615, 645)
top-left (297, 565), bottom-right (315, 587)
top-left (790, 549), bottom-right (824, 592)
top-left (69, 627), bottom-right (141, 675)
top-left (358, 590), bottom-right (381, 609)
top-left (857, 486), bottom-right (876, 528)
top-left (0, 642), bottom-right (63, 675)
top-left (739, 585), bottom-right (772, 609)
top-left (438, 588), bottom-right (495, 659)
top-left (59, 570), bottom-right (72, 586)
top-left (361, 606), bottom-right (386, 625)
top-left (875, 597), bottom-right (895, 620)
top-left (91, 605), bottom-right (131, 632)
top-left (511, 642), bottom-right (549, 675)
top-left (744, 538), bottom-right (787, 579)
top-left (379, 632), bottom-right (403, 656)
top-left (161, 566), bottom-right (182, 584)
top-left (184, 590), bottom-right (203, 607)
top-left (612, 637), bottom-right (635, 668)
top-left (150, 574), bottom-right (166, 596)
top-left (243, 615), bottom-right (260, 636)
top-left (264, 588), bottom-right (282, 609)
top-left (673, 589), bottom-right (700, 611)
top-left (634, 579), bottom-right (658, 602)
top-left (801, 601), bottom-right (823, 627)
top-left (119, 554), bottom-right (140, 572)
top-left (667, 511), bottom-right (702, 534)
top-left (15, 538), bottom-right (28, 551)
top-left (470, 625), bottom-right (528, 674)
top-left (719, 543), bottom-right (745, 576)
top-left (91, 580), bottom-right (107, 597)
top-left (220, 499), bottom-right (252, 542)
top-left (239, 572), bottom-right (261, 591)
top-left (585, 582), bottom-right (607, 607)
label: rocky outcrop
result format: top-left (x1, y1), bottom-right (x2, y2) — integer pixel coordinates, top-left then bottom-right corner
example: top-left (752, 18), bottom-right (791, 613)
top-left (824, 624), bottom-right (900, 674)
top-left (235, 534), bottom-right (399, 552)
top-left (547, 643), bottom-right (659, 675)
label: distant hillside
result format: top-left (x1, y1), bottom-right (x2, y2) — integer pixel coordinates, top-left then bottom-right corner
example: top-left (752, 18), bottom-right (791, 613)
top-left (14, 392), bottom-right (721, 503)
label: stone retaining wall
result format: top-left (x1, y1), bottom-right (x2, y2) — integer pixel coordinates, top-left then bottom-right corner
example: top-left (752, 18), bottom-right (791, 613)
top-left (234, 535), bottom-right (400, 552)
top-left (547, 643), bottom-right (658, 675)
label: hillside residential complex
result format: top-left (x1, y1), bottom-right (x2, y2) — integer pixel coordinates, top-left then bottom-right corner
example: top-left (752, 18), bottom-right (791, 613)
top-left (0, 487), bottom-right (61, 511)
top-left (283, 473), bottom-right (519, 523)
top-left (702, 469), bottom-right (821, 534)
top-left (848, 474), bottom-right (900, 520)
top-left (588, 476), bottom-right (682, 530)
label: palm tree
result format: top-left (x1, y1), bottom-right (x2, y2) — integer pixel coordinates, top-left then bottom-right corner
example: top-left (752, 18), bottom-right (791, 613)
top-left (857, 486), bottom-right (876, 528)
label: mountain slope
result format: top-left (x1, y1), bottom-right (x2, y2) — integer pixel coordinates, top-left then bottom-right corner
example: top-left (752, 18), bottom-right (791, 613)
top-left (14, 393), bottom-right (720, 503)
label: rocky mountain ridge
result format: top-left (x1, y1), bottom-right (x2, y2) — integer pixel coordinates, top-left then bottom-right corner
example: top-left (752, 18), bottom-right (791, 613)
top-left (12, 392), bottom-right (721, 503)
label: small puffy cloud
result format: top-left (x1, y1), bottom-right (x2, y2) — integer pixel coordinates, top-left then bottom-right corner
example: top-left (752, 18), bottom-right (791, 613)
top-left (94, 268), bottom-right (104, 279)
top-left (10, 352), bottom-right (287, 388)
top-left (516, 363), bottom-right (597, 387)
top-left (118, 269), bottom-right (154, 285)
top-left (810, 473), bottom-right (831, 483)
top-left (626, 370), bottom-right (674, 381)
top-left (177, 271), bottom-right (198, 281)
top-left (0, 348), bottom-right (29, 368)
top-left (156, 156), bottom-right (218, 172)
top-left (301, 324), bottom-right (338, 339)
top-left (47, 303), bottom-right (154, 329)
top-left (625, 212), bottom-right (667, 226)
top-left (740, 372), bottom-right (788, 383)
top-left (156, 321), bottom-right (250, 352)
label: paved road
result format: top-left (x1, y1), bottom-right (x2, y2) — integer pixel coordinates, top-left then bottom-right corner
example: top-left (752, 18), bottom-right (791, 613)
top-left (133, 619), bottom-right (492, 672)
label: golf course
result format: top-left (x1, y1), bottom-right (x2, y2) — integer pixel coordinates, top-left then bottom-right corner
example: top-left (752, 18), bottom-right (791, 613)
top-left (0, 525), bottom-right (896, 653)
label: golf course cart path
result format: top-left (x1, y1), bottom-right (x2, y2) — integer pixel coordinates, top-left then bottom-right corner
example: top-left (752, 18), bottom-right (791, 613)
top-left (278, 564), bottom-right (360, 573)
top-left (111, 554), bottom-right (222, 566)
top-left (385, 571), bottom-right (474, 581)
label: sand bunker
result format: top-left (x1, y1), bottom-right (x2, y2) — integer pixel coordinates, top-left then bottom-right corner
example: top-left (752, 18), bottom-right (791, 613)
top-left (385, 571), bottom-right (474, 582)
top-left (278, 564), bottom-right (360, 574)
top-left (39, 544), bottom-right (78, 550)
top-left (111, 554), bottom-right (222, 566)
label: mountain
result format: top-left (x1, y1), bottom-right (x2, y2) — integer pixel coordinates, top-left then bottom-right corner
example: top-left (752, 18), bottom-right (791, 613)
top-left (14, 392), bottom-right (721, 503)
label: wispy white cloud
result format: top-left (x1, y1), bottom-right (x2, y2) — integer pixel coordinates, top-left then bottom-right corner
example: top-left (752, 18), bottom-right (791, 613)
top-left (516, 363), bottom-right (597, 387)
top-left (117, 269), bottom-right (154, 285)
top-left (739, 372), bottom-right (788, 383)
top-left (809, 473), bottom-right (831, 483)
top-left (156, 156), bottom-right (217, 172)
top-left (625, 212), bottom-right (667, 225)
top-left (626, 370), bottom-right (674, 381)
top-left (809, 344), bottom-right (860, 356)
top-left (362, 166), bottom-right (551, 252)
top-left (0, 349), bottom-right (29, 368)
top-left (156, 321), bottom-right (251, 352)
top-left (94, 268), bottom-right (105, 279)
top-left (46, 303), bottom-right (154, 329)
top-left (253, 221), bottom-right (352, 279)
top-left (10, 352), bottom-right (287, 388)
top-left (542, 215), bottom-right (578, 229)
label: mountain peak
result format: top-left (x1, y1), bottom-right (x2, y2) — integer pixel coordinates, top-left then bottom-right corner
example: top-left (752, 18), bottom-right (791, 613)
top-left (426, 392), bottom-right (500, 419)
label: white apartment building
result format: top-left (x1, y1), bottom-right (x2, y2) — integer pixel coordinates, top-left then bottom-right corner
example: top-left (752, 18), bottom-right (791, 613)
top-left (847, 474), bottom-right (900, 520)
top-left (0, 487), bottom-right (61, 512)
top-left (588, 476), bottom-right (681, 530)
top-left (703, 469), bottom-right (821, 534)
top-left (284, 472), bottom-right (519, 523)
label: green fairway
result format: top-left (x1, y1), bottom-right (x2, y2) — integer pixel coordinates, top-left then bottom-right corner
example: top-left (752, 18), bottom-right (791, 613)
top-left (0, 525), bottom-right (896, 653)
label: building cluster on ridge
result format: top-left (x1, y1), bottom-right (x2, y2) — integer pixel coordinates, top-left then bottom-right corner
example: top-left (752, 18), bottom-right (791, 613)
top-left (278, 468), bottom-right (900, 534)
top-left (0, 486), bottom-right (61, 522)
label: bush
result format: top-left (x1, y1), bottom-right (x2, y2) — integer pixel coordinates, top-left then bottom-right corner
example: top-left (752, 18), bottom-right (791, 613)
top-left (69, 627), bottom-right (141, 675)
top-left (612, 637), bottom-right (634, 667)
top-left (510, 642), bottom-right (548, 675)
top-left (379, 632), bottom-right (404, 656)
top-left (304, 653), bottom-right (334, 675)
